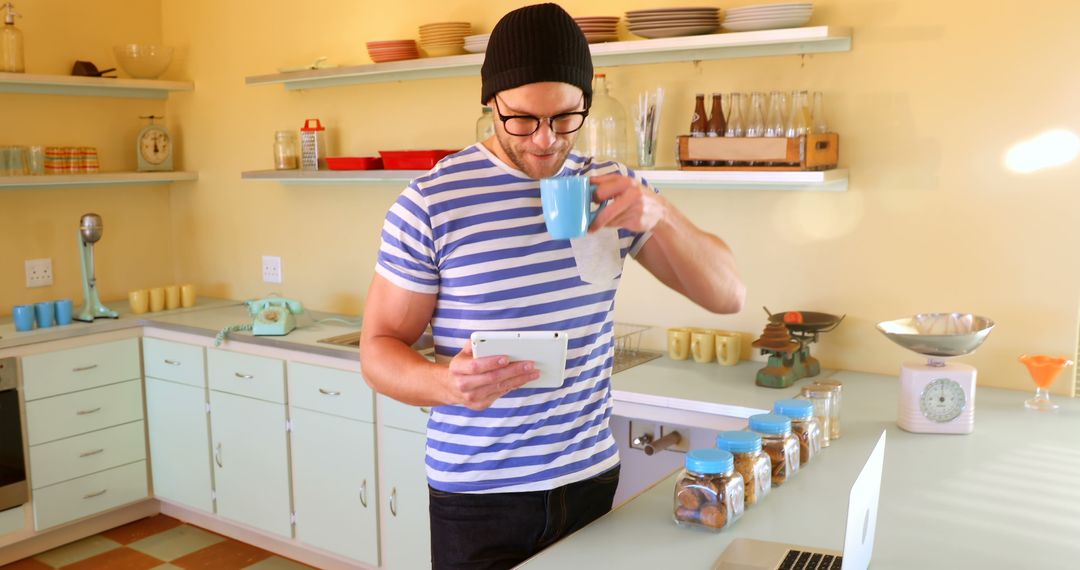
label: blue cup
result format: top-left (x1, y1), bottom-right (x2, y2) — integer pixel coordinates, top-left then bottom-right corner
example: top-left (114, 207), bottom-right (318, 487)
top-left (55, 299), bottom-right (74, 326)
top-left (13, 305), bottom-right (35, 332)
top-left (539, 176), bottom-right (606, 239)
top-left (35, 301), bottom-right (56, 328)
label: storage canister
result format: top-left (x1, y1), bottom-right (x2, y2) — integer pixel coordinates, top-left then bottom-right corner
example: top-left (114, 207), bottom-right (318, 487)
top-left (273, 130), bottom-right (299, 170)
top-left (799, 385), bottom-right (835, 447)
top-left (748, 413), bottom-right (800, 487)
top-left (299, 118), bottom-right (327, 170)
top-left (715, 431), bottom-right (770, 507)
top-left (774, 399), bottom-right (822, 466)
top-left (810, 379), bottom-right (842, 440)
top-left (673, 448), bottom-right (745, 531)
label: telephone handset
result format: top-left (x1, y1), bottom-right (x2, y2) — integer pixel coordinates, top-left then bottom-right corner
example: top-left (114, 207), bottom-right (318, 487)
top-left (214, 297), bottom-right (304, 346)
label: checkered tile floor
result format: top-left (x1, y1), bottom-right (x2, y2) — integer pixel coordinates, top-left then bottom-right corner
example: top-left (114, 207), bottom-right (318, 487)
top-left (1, 515), bottom-right (313, 569)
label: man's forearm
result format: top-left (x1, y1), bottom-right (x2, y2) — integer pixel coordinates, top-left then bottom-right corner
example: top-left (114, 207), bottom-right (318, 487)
top-left (360, 336), bottom-right (451, 407)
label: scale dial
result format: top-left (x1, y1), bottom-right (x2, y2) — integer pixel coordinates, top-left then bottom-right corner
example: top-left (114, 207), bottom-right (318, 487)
top-left (918, 377), bottom-right (966, 423)
top-left (140, 129), bottom-right (170, 165)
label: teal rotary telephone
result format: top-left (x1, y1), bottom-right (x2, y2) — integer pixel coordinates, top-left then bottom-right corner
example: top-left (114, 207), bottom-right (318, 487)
top-left (215, 297), bottom-right (304, 346)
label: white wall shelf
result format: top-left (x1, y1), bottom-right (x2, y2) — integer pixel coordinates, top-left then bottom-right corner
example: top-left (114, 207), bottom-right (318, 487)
top-left (0, 172), bottom-right (199, 189)
top-left (240, 168), bottom-right (847, 191)
top-left (0, 72), bottom-right (193, 99)
top-left (246, 26), bottom-right (851, 90)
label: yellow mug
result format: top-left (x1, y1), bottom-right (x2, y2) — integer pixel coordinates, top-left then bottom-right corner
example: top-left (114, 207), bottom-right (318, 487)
top-left (667, 328), bottom-right (692, 360)
top-left (149, 287), bottom-right (165, 312)
top-left (165, 285), bottom-right (180, 310)
top-left (180, 283), bottom-right (196, 308)
top-left (691, 330), bottom-right (716, 363)
top-left (714, 331), bottom-right (742, 366)
top-left (128, 289), bottom-right (149, 314)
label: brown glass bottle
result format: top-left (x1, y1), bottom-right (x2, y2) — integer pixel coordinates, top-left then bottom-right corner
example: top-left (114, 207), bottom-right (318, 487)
top-left (707, 93), bottom-right (726, 138)
top-left (690, 94), bottom-right (708, 137)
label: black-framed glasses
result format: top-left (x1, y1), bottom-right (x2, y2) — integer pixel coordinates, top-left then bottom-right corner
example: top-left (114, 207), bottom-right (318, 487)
top-left (492, 95), bottom-right (590, 137)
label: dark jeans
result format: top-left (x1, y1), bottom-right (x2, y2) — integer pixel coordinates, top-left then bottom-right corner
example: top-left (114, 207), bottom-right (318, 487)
top-left (428, 465), bottom-right (620, 570)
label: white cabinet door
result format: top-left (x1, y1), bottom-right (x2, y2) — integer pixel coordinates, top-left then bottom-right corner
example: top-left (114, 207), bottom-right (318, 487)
top-left (209, 390), bottom-right (292, 538)
top-left (290, 408), bottom-right (378, 566)
top-left (146, 378), bottom-right (213, 512)
top-left (380, 427), bottom-right (431, 569)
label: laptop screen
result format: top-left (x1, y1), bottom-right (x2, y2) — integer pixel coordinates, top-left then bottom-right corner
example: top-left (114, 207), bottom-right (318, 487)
top-left (841, 430), bottom-right (887, 570)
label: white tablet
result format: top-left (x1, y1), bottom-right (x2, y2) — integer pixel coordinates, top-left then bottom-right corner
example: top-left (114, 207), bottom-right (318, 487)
top-left (470, 331), bottom-right (569, 389)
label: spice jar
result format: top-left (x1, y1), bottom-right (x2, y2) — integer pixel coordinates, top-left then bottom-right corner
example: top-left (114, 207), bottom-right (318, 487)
top-left (273, 130), bottom-right (298, 170)
top-left (673, 448), bottom-right (745, 531)
top-left (799, 385), bottom-right (835, 447)
top-left (773, 399), bottom-right (822, 466)
top-left (748, 413), bottom-right (800, 487)
top-left (715, 431), bottom-right (770, 507)
top-left (810, 379), bottom-right (843, 440)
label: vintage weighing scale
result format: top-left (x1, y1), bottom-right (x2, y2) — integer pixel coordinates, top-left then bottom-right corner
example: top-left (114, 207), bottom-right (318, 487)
top-left (752, 308), bottom-right (844, 388)
top-left (876, 313), bottom-right (995, 434)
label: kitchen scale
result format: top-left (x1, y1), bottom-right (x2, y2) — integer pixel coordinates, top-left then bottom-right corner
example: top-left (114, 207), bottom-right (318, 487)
top-left (752, 308), bottom-right (844, 388)
top-left (876, 313), bottom-right (995, 434)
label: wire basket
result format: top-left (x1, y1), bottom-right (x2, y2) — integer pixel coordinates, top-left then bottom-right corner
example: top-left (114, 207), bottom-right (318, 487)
top-left (612, 323), bottom-right (662, 374)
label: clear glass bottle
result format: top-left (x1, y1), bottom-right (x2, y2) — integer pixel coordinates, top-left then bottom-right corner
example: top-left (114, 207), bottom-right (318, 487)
top-left (673, 448), bottom-right (745, 531)
top-left (745, 92), bottom-right (766, 137)
top-left (273, 130), bottom-right (298, 170)
top-left (475, 107), bottom-right (494, 142)
top-left (748, 413), bottom-right (800, 487)
top-left (785, 90), bottom-right (810, 138)
top-left (724, 92), bottom-right (745, 137)
top-left (578, 74), bottom-right (629, 163)
top-left (811, 91), bottom-right (828, 134)
top-left (774, 399), bottom-right (822, 466)
top-left (715, 431), bottom-right (770, 507)
top-left (0, 2), bottom-right (25, 73)
top-left (764, 91), bottom-right (786, 138)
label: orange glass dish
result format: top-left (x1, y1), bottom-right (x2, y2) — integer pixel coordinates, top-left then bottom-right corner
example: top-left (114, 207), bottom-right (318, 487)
top-left (1019, 354), bottom-right (1073, 411)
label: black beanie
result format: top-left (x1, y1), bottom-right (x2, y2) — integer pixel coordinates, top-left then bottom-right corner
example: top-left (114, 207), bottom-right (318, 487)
top-left (480, 3), bottom-right (593, 105)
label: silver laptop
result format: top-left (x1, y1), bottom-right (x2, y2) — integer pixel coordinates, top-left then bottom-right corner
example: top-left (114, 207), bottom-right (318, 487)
top-left (713, 430), bottom-right (887, 570)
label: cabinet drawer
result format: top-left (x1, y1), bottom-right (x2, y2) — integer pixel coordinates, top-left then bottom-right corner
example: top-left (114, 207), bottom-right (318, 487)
top-left (32, 460), bottom-right (149, 531)
top-left (26, 380), bottom-right (144, 446)
top-left (378, 394), bottom-right (431, 434)
top-left (23, 338), bottom-right (140, 401)
top-left (29, 421), bottom-right (146, 489)
top-left (208, 349), bottom-right (285, 403)
top-left (288, 362), bottom-right (373, 422)
top-left (144, 338), bottom-right (206, 388)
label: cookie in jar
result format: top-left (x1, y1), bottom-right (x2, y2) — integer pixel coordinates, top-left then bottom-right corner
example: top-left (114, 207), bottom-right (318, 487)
top-left (673, 448), bottom-right (745, 531)
top-left (748, 413), bottom-right (800, 487)
top-left (774, 398), bottom-right (823, 466)
top-left (715, 431), bottom-right (771, 507)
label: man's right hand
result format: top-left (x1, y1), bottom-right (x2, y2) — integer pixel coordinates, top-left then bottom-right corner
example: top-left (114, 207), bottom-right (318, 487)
top-left (444, 342), bottom-right (540, 411)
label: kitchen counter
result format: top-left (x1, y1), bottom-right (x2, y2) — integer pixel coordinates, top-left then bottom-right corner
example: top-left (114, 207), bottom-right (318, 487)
top-left (522, 369), bottom-right (1080, 569)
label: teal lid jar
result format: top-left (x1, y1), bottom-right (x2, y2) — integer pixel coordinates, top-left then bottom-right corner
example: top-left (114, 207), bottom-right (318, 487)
top-left (674, 448), bottom-right (744, 532)
top-left (716, 431), bottom-right (770, 507)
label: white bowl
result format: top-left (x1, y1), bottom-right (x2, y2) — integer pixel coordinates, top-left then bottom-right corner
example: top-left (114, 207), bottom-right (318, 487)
top-left (114, 44), bottom-right (174, 79)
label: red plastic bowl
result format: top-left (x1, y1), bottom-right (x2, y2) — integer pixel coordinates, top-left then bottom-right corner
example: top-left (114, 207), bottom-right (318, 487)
top-left (378, 149), bottom-right (458, 170)
top-left (325, 156), bottom-right (383, 170)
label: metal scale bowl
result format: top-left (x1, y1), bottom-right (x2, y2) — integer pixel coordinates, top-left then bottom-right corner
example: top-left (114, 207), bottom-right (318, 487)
top-left (876, 313), bottom-right (994, 434)
top-left (753, 307), bottom-right (845, 388)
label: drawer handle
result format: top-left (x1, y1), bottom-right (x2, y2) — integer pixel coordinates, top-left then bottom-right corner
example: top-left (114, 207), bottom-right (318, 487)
top-left (360, 479), bottom-right (368, 508)
top-left (79, 448), bottom-right (105, 458)
top-left (215, 443), bottom-right (223, 468)
top-left (72, 364), bottom-right (98, 372)
top-left (164, 359), bottom-right (181, 366)
top-left (76, 407), bottom-right (102, 416)
top-left (234, 372), bottom-right (254, 380)
top-left (318, 388), bottom-right (342, 397)
top-left (83, 489), bottom-right (107, 499)
top-left (420, 407), bottom-right (431, 414)
top-left (389, 487), bottom-right (397, 517)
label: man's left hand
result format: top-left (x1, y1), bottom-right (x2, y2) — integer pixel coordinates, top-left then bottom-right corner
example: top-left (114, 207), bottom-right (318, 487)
top-left (588, 174), bottom-right (665, 234)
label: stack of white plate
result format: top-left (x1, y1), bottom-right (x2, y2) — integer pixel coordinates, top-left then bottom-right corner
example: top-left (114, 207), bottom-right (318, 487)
top-left (366, 40), bottom-right (419, 63)
top-left (625, 7), bottom-right (720, 39)
top-left (419, 21), bottom-right (471, 57)
top-left (721, 2), bottom-right (813, 32)
top-left (464, 33), bottom-right (489, 54)
top-left (574, 16), bottom-right (620, 43)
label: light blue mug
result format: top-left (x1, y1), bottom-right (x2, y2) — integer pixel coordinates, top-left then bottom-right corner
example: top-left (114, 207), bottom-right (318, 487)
top-left (35, 301), bottom-right (56, 328)
top-left (55, 299), bottom-right (74, 326)
top-left (13, 305), bottom-right (35, 332)
top-left (539, 176), bottom-right (606, 239)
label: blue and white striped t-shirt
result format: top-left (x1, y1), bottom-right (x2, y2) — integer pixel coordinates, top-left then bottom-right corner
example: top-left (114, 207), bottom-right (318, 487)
top-left (375, 143), bottom-right (654, 493)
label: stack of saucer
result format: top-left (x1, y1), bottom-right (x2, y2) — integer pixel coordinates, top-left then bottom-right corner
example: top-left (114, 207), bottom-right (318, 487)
top-left (574, 16), bottom-right (620, 43)
top-left (464, 34), bottom-right (489, 54)
top-left (366, 40), bottom-right (419, 63)
top-left (419, 21), bottom-right (471, 57)
top-left (721, 3), bottom-right (813, 32)
top-left (625, 7), bottom-right (720, 39)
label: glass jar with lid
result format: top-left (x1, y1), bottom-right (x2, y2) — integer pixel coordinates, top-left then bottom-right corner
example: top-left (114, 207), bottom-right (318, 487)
top-left (273, 130), bottom-right (298, 170)
top-left (673, 448), bottom-right (745, 531)
top-left (799, 385), bottom-right (835, 447)
top-left (774, 399), bottom-right (822, 466)
top-left (715, 431), bottom-right (770, 507)
top-left (810, 379), bottom-right (843, 440)
top-left (748, 413), bottom-right (800, 487)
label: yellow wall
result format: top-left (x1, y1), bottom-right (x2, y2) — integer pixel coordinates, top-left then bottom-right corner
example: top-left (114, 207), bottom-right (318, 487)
top-left (0, 1), bottom-right (175, 308)
top-left (9, 1), bottom-right (1078, 394)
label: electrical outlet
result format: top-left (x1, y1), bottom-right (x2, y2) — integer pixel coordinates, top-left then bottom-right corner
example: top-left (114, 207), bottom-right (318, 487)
top-left (262, 255), bottom-right (282, 284)
top-left (25, 258), bottom-right (53, 288)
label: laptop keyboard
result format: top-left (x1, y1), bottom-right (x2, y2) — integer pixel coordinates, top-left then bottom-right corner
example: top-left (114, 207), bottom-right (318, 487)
top-left (777, 549), bottom-right (843, 570)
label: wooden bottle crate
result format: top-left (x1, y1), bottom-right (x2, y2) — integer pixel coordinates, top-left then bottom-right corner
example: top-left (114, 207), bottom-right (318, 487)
top-left (676, 133), bottom-right (839, 171)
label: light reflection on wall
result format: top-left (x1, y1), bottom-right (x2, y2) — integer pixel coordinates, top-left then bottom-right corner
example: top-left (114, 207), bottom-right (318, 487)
top-left (1004, 129), bottom-right (1080, 174)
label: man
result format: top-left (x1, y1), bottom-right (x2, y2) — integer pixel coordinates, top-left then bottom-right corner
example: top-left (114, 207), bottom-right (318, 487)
top-left (360, 3), bottom-right (745, 568)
